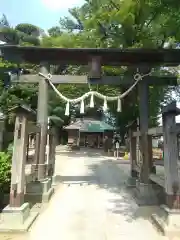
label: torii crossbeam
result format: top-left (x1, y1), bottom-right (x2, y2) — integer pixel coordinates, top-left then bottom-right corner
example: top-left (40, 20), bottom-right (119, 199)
top-left (0, 45), bottom-right (179, 190)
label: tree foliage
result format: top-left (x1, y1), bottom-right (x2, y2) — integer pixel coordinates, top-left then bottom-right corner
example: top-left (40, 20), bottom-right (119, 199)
top-left (15, 23), bottom-right (40, 36)
top-left (48, 26), bottom-right (62, 37)
top-left (0, 152), bottom-right (11, 193)
top-left (0, 14), bottom-right (41, 45)
top-left (0, 0), bottom-right (180, 137)
top-left (42, 0), bottom-right (180, 132)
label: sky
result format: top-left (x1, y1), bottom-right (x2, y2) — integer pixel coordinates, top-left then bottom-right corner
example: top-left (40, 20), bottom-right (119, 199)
top-left (0, 0), bottom-right (84, 30)
top-left (1, 0), bottom-right (180, 125)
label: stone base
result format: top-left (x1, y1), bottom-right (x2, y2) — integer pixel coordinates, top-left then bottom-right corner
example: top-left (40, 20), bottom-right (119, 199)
top-left (151, 205), bottom-right (180, 238)
top-left (126, 177), bottom-right (137, 188)
top-left (26, 178), bottom-right (54, 203)
top-left (131, 169), bottom-right (138, 178)
top-left (151, 166), bottom-right (156, 174)
top-left (134, 180), bottom-right (158, 205)
top-left (52, 175), bottom-right (57, 186)
top-left (0, 203), bottom-right (38, 232)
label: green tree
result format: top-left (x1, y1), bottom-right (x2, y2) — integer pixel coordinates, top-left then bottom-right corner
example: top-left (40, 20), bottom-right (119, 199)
top-left (41, 0), bottom-right (179, 136)
top-left (15, 23), bottom-right (40, 36)
top-left (48, 26), bottom-right (62, 37)
top-left (0, 152), bottom-right (11, 191)
top-left (0, 14), bottom-right (41, 45)
top-left (1, 0), bottom-right (180, 141)
top-left (0, 14), bottom-right (10, 28)
top-left (0, 15), bottom-right (44, 123)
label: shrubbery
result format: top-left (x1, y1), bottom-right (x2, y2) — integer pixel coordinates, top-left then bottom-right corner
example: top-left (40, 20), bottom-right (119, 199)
top-left (0, 151), bottom-right (11, 193)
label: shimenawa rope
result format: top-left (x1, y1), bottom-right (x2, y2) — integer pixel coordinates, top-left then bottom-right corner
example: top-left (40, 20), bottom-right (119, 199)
top-left (38, 72), bottom-right (150, 116)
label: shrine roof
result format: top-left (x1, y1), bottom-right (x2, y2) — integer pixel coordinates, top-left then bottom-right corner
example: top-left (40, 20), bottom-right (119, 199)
top-left (64, 118), bottom-right (114, 132)
top-left (9, 104), bottom-right (36, 120)
top-left (1, 45), bottom-right (180, 66)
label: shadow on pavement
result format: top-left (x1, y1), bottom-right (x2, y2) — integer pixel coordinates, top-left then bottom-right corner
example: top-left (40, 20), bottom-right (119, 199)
top-left (87, 159), bottom-right (160, 222)
top-left (55, 156), bottom-right (159, 223)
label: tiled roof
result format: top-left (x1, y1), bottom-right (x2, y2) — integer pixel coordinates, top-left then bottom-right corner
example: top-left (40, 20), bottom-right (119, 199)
top-left (64, 118), bottom-right (114, 132)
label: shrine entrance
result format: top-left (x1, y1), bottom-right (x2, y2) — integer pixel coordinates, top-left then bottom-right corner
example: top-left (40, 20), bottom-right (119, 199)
top-left (0, 45), bottom-right (180, 236)
top-left (64, 117), bottom-right (114, 150)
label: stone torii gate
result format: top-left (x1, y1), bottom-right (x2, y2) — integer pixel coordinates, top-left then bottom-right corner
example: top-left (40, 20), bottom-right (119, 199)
top-left (1, 45), bottom-right (180, 231)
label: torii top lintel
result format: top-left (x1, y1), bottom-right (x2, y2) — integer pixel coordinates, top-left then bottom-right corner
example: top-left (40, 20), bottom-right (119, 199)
top-left (1, 45), bottom-right (180, 66)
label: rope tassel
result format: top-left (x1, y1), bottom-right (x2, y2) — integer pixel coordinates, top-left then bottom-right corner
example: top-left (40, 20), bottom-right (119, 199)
top-left (80, 99), bottom-right (85, 114)
top-left (65, 101), bottom-right (70, 116)
top-left (103, 98), bottom-right (108, 112)
top-left (117, 98), bottom-right (122, 112)
top-left (38, 71), bottom-right (145, 116)
top-left (90, 93), bottom-right (94, 108)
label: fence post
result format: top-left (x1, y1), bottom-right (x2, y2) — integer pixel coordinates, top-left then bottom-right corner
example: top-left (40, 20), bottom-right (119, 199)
top-left (162, 101), bottom-right (180, 209)
top-left (151, 101), bottom-right (180, 237)
top-left (0, 105), bottom-right (38, 231)
top-left (129, 123), bottom-right (137, 177)
top-left (127, 124), bottom-right (137, 187)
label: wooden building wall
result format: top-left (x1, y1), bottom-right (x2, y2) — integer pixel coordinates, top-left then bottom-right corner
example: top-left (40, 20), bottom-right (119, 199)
top-left (67, 129), bottom-right (79, 145)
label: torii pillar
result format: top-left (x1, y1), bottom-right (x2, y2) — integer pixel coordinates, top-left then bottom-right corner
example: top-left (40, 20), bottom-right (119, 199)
top-left (27, 62), bottom-right (54, 203)
top-left (37, 62), bottom-right (49, 180)
top-left (136, 79), bottom-right (157, 204)
top-left (152, 102), bottom-right (180, 238)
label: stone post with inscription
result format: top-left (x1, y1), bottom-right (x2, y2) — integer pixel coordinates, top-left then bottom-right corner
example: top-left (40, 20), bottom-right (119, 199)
top-left (0, 105), bottom-right (38, 232)
top-left (152, 101), bottom-right (180, 238)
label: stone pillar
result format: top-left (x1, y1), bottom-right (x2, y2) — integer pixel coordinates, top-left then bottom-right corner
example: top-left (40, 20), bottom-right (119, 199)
top-left (129, 123), bottom-right (137, 178)
top-left (9, 114), bottom-right (28, 207)
top-left (50, 128), bottom-right (56, 177)
top-left (37, 62), bottom-right (49, 180)
top-left (162, 102), bottom-right (180, 209)
top-left (136, 80), bottom-right (156, 204)
top-left (32, 132), bottom-right (40, 179)
top-left (148, 135), bottom-right (155, 173)
top-left (151, 102), bottom-right (180, 238)
top-left (45, 117), bottom-right (50, 176)
top-left (127, 126), bottom-right (137, 187)
top-left (47, 132), bottom-right (53, 177)
top-left (138, 81), bottom-right (151, 183)
top-left (26, 134), bottom-right (29, 162)
top-left (26, 63), bottom-right (54, 203)
top-left (46, 126), bottom-right (55, 177)
top-left (51, 128), bottom-right (58, 186)
top-left (0, 106), bottom-right (39, 231)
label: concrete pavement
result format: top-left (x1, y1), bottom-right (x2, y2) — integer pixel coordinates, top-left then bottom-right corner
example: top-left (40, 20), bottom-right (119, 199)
top-left (1, 149), bottom-right (168, 240)
top-left (29, 149), bottom-right (167, 240)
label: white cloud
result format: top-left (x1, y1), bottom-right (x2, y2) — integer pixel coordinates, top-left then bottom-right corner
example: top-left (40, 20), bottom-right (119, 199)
top-left (41, 0), bottom-right (84, 11)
